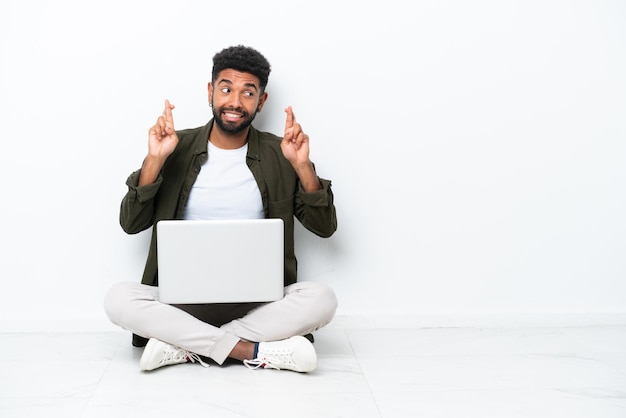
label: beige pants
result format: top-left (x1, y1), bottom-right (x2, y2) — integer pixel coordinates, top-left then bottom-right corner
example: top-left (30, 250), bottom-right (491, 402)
top-left (103, 281), bottom-right (338, 364)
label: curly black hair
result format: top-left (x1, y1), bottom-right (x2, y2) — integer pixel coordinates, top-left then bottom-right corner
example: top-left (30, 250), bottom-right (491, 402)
top-left (212, 45), bottom-right (271, 92)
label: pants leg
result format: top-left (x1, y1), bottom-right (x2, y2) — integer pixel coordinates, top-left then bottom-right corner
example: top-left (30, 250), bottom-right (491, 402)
top-left (103, 281), bottom-right (240, 364)
top-left (103, 280), bottom-right (338, 365)
top-left (220, 281), bottom-right (338, 343)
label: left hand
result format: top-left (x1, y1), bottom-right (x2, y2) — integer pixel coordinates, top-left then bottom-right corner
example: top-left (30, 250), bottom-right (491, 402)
top-left (281, 106), bottom-right (311, 167)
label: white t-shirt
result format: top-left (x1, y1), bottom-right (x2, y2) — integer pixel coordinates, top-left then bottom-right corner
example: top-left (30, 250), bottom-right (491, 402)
top-left (182, 141), bottom-right (264, 220)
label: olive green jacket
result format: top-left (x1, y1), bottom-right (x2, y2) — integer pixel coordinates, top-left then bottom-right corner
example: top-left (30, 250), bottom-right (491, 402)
top-left (119, 120), bottom-right (337, 287)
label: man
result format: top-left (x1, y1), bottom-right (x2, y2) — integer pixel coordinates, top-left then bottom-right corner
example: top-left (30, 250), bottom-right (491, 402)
top-left (104, 45), bottom-right (338, 373)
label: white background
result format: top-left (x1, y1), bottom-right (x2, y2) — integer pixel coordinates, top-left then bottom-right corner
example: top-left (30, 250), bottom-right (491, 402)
top-left (1, 0), bottom-right (624, 331)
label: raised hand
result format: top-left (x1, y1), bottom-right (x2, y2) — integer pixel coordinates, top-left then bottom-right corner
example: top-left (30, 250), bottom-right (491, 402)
top-left (139, 100), bottom-right (179, 186)
top-left (281, 106), bottom-right (321, 192)
top-left (148, 99), bottom-right (179, 160)
top-left (281, 106), bottom-right (310, 167)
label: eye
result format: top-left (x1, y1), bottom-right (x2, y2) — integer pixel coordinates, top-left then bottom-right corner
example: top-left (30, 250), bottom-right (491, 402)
top-left (243, 91), bottom-right (254, 98)
top-left (220, 87), bottom-right (230, 94)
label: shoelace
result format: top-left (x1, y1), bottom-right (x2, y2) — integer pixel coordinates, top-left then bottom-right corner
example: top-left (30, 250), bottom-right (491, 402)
top-left (243, 352), bottom-right (295, 370)
top-left (162, 346), bottom-right (210, 368)
top-left (243, 358), bottom-right (267, 370)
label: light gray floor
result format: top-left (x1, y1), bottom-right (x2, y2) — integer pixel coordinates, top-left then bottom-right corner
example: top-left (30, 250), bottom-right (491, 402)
top-left (1, 325), bottom-right (625, 417)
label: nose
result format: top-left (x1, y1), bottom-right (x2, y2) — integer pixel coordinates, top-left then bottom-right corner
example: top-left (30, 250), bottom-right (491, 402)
top-left (226, 92), bottom-right (243, 109)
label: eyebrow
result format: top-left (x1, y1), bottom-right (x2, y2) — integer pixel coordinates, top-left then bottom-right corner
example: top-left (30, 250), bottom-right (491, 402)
top-left (217, 78), bottom-right (259, 91)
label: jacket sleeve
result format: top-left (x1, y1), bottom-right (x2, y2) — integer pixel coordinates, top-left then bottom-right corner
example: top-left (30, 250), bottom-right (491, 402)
top-left (294, 176), bottom-right (337, 238)
top-left (119, 169), bottom-right (164, 234)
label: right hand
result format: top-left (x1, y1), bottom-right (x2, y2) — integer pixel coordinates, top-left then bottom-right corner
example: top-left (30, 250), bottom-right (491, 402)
top-left (147, 99), bottom-right (179, 160)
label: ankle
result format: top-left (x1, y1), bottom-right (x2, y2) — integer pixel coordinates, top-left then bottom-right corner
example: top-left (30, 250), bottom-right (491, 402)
top-left (229, 340), bottom-right (256, 361)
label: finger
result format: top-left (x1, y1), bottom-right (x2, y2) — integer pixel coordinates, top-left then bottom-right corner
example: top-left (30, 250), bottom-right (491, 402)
top-left (156, 116), bottom-right (168, 136)
top-left (164, 99), bottom-right (175, 125)
top-left (281, 129), bottom-right (293, 149)
top-left (149, 124), bottom-right (164, 140)
top-left (162, 100), bottom-right (176, 134)
top-left (295, 132), bottom-right (308, 149)
top-left (290, 123), bottom-right (302, 143)
top-left (284, 106), bottom-right (295, 129)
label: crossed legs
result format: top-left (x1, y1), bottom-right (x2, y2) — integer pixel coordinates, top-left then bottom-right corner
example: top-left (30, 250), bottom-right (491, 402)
top-left (103, 280), bottom-right (338, 365)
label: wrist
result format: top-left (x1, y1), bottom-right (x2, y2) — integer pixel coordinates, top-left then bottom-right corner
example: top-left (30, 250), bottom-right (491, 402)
top-left (139, 155), bottom-right (166, 186)
top-left (294, 162), bottom-right (321, 192)
top-left (292, 160), bottom-right (314, 174)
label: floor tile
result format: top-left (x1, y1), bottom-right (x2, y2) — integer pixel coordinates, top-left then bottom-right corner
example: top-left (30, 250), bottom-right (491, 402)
top-left (358, 352), bottom-right (626, 392)
top-left (564, 326), bottom-right (626, 352)
top-left (0, 398), bottom-right (90, 418)
top-left (374, 388), bottom-right (626, 418)
top-left (346, 327), bottom-right (591, 357)
top-left (1, 325), bottom-right (625, 418)
top-left (83, 391), bottom-right (382, 418)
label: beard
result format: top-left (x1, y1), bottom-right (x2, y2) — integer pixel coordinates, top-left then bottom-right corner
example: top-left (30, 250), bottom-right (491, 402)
top-left (212, 105), bottom-right (258, 135)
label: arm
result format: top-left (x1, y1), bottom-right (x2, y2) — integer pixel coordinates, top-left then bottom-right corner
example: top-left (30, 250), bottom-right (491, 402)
top-left (281, 106), bottom-right (337, 237)
top-left (119, 100), bottom-right (179, 234)
top-left (294, 175), bottom-right (337, 238)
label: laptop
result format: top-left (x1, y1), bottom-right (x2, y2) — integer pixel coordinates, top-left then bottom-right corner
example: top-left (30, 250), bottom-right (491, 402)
top-left (156, 218), bottom-right (284, 304)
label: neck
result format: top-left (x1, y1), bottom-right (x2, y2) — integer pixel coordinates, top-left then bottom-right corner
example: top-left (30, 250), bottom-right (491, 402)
top-left (208, 126), bottom-right (249, 150)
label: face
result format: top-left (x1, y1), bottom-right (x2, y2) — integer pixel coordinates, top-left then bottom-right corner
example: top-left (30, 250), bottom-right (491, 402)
top-left (208, 69), bottom-right (268, 135)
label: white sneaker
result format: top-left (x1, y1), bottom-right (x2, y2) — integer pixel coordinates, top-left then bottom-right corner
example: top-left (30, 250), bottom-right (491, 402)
top-left (243, 335), bottom-right (317, 372)
top-left (139, 338), bottom-right (209, 371)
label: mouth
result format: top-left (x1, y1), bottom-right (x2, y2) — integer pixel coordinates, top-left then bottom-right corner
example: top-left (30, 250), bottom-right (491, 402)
top-left (222, 110), bottom-right (244, 122)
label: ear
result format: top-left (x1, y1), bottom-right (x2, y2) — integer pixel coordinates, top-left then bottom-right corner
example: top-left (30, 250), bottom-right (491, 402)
top-left (207, 82), bottom-right (213, 105)
top-left (256, 92), bottom-right (269, 112)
